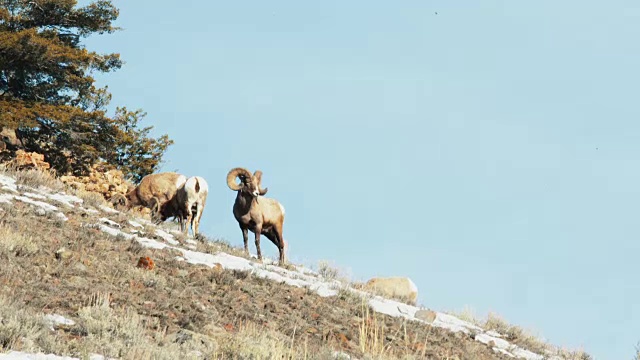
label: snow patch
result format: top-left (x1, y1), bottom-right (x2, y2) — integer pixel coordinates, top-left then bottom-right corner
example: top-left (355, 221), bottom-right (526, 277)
top-left (13, 195), bottom-right (68, 221)
top-left (99, 224), bottom-right (134, 240)
top-left (128, 220), bottom-right (143, 228)
top-left (98, 205), bottom-right (119, 214)
top-left (135, 237), bottom-right (168, 250)
top-left (14, 195), bottom-right (59, 212)
top-left (44, 314), bottom-right (75, 330)
top-left (22, 192), bottom-right (47, 200)
top-left (81, 207), bottom-right (99, 214)
top-left (155, 229), bottom-right (178, 245)
top-left (99, 218), bottom-right (120, 228)
top-left (0, 174), bottom-right (18, 192)
top-left (47, 193), bottom-right (82, 207)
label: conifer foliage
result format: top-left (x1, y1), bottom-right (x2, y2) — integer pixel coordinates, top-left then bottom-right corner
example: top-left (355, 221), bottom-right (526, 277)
top-left (0, 0), bottom-right (172, 181)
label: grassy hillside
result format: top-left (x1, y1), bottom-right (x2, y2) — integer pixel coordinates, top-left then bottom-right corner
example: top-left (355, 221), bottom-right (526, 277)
top-left (0, 168), bottom-right (590, 360)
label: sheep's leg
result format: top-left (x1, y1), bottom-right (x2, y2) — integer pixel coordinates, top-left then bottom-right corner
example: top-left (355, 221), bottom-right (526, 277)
top-left (150, 197), bottom-right (162, 224)
top-left (183, 204), bottom-right (192, 235)
top-left (242, 227), bottom-right (249, 255)
top-left (254, 226), bottom-right (263, 262)
top-left (178, 209), bottom-right (185, 233)
top-left (196, 198), bottom-right (206, 236)
top-left (273, 224), bottom-right (286, 265)
top-left (262, 228), bottom-right (285, 265)
top-left (191, 204), bottom-right (199, 236)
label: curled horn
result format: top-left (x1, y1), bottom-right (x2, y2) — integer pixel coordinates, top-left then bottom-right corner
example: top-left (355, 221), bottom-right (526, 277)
top-left (227, 167), bottom-right (252, 191)
top-left (253, 170), bottom-right (268, 196)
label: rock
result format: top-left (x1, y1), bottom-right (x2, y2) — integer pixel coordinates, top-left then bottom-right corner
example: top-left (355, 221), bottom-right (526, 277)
top-left (363, 276), bottom-right (418, 305)
top-left (55, 248), bottom-right (72, 261)
top-left (415, 309), bottom-right (437, 323)
top-left (174, 329), bottom-right (192, 345)
top-left (7, 150), bottom-right (50, 170)
top-left (0, 127), bottom-right (21, 149)
top-left (35, 208), bottom-right (46, 217)
top-left (58, 161), bottom-right (132, 203)
top-left (136, 256), bottom-right (155, 270)
top-left (73, 262), bottom-right (87, 272)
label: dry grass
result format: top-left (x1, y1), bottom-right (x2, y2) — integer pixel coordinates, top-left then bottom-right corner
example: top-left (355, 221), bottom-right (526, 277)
top-left (4, 167), bottom-right (67, 192)
top-left (0, 296), bottom-right (56, 352)
top-left (447, 305), bottom-right (478, 325)
top-left (446, 308), bottom-right (594, 360)
top-left (318, 260), bottom-right (342, 281)
top-left (483, 312), bottom-right (549, 354)
top-left (75, 189), bottom-right (107, 209)
top-left (0, 224), bottom-right (39, 257)
top-left (358, 301), bottom-right (390, 357)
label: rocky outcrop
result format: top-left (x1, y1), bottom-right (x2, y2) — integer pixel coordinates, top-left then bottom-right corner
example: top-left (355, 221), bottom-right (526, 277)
top-left (6, 150), bottom-right (51, 170)
top-left (59, 163), bottom-right (132, 201)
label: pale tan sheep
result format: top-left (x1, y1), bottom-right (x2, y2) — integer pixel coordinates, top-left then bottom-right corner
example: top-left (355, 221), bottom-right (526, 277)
top-left (110, 172), bottom-right (186, 222)
top-left (365, 277), bottom-right (418, 305)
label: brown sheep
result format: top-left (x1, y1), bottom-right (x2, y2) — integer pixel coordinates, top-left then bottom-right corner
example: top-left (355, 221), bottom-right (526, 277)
top-left (226, 168), bottom-right (287, 265)
top-left (111, 172), bottom-right (186, 222)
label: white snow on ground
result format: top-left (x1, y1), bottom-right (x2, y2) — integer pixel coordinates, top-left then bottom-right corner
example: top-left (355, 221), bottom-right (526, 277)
top-left (0, 174), bottom-right (18, 192)
top-left (98, 217), bottom-right (120, 228)
top-left (44, 314), bottom-right (75, 330)
top-left (98, 205), bottom-right (118, 214)
top-left (22, 192), bottom-right (48, 200)
top-left (13, 195), bottom-right (58, 212)
top-left (0, 193), bottom-right (13, 204)
top-left (128, 220), bottom-right (143, 228)
top-left (155, 228), bottom-right (179, 245)
top-left (46, 193), bottom-right (83, 208)
top-left (0, 172), bottom-right (549, 360)
top-left (11, 195), bottom-right (68, 221)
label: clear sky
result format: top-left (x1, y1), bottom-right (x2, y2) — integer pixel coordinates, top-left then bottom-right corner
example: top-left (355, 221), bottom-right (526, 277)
top-left (84, 1), bottom-right (640, 358)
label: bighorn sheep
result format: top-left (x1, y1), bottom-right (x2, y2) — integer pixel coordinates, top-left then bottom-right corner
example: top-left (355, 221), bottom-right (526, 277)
top-left (110, 172), bottom-right (186, 222)
top-left (364, 277), bottom-right (418, 305)
top-left (226, 168), bottom-right (287, 265)
top-left (161, 176), bottom-right (208, 236)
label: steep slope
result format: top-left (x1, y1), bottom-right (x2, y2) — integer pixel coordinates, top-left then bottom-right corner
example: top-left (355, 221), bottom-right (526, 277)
top-left (0, 170), bottom-right (588, 360)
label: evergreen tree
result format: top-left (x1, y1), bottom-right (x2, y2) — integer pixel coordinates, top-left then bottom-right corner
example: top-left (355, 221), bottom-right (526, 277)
top-left (0, 0), bottom-right (172, 181)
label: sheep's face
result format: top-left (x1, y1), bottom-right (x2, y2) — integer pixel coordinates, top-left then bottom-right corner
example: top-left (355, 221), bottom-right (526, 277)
top-left (239, 174), bottom-right (267, 198)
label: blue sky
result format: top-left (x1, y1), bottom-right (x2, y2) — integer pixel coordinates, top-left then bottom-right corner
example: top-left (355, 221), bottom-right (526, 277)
top-left (84, 1), bottom-right (640, 358)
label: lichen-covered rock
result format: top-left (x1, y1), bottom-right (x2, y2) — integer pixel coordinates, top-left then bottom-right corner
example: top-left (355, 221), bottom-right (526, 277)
top-left (6, 150), bottom-right (50, 170)
top-left (59, 162), bottom-right (132, 201)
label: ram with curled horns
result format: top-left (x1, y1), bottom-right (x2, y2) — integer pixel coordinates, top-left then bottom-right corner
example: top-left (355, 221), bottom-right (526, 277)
top-left (227, 167), bottom-right (287, 265)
